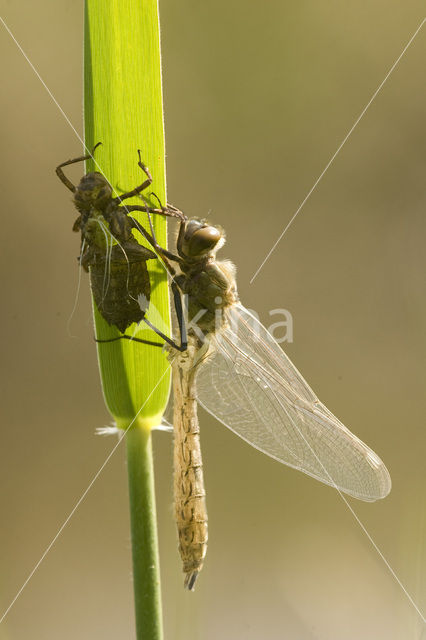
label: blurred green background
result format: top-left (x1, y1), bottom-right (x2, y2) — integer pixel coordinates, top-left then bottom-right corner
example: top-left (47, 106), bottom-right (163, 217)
top-left (0, 1), bottom-right (425, 638)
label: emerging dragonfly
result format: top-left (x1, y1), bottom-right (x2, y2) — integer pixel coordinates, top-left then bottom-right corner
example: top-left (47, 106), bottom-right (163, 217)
top-left (120, 197), bottom-right (392, 591)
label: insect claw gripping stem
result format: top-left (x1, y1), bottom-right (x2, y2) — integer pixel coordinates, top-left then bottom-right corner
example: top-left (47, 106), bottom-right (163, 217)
top-left (55, 142), bottom-right (102, 192)
top-left (149, 191), bottom-right (169, 218)
top-left (150, 192), bottom-right (187, 223)
top-left (112, 151), bottom-right (153, 204)
top-left (132, 204), bottom-right (188, 352)
top-left (137, 149), bottom-right (152, 181)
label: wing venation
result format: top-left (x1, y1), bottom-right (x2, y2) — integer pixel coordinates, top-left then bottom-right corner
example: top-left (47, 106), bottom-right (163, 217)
top-left (195, 304), bottom-right (391, 501)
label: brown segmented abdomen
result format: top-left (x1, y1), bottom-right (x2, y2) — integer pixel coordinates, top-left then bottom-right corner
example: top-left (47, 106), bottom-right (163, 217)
top-left (170, 342), bottom-right (208, 590)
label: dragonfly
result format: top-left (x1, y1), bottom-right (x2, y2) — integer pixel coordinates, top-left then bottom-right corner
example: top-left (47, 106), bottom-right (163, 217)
top-left (117, 198), bottom-right (392, 591)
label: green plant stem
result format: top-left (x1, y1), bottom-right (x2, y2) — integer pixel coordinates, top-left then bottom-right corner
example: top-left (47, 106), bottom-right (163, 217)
top-left (126, 426), bottom-right (163, 640)
top-left (84, 1), bottom-right (168, 636)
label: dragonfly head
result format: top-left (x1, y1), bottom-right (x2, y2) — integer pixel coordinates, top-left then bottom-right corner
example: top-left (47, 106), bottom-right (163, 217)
top-left (179, 219), bottom-right (224, 259)
top-left (74, 172), bottom-right (113, 212)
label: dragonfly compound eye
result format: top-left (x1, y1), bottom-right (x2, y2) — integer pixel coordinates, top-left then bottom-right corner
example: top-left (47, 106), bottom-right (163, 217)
top-left (185, 226), bottom-right (222, 257)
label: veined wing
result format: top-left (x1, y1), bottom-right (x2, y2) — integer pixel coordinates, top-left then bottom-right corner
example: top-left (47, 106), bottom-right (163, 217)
top-left (195, 303), bottom-right (391, 501)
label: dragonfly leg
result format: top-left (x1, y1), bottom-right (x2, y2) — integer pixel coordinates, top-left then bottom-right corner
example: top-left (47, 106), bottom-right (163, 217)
top-left (150, 192), bottom-right (187, 223)
top-left (112, 150), bottom-right (153, 203)
top-left (95, 335), bottom-right (164, 347)
top-left (146, 195), bottom-right (189, 259)
top-left (126, 203), bottom-right (185, 224)
top-left (95, 265), bottom-right (188, 352)
top-left (127, 209), bottom-right (183, 265)
top-left (127, 192), bottom-right (188, 266)
top-left (96, 299), bottom-right (187, 352)
top-left (99, 201), bottom-right (188, 351)
top-left (55, 142), bottom-right (102, 192)
top-left (120, 266), bottom-right (188, 351)
top-left (134, 209), bottom-right (188, 351)
top-left (169, 279), bottom-right (188, 351)
top-left (141, 310), bottom-right (187, 352)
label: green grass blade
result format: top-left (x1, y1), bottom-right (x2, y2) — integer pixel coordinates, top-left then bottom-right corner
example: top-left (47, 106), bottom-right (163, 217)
top-left (84, 0), bottom-right (170, 429)
top-left (84, 2), bottom-right (169, 638)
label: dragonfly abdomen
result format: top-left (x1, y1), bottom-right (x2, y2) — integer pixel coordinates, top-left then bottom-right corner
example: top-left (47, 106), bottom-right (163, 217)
top-left (171, 343), bottom-right (208, 590)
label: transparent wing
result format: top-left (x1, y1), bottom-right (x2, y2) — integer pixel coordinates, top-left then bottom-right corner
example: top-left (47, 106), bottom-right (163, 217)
top-left (196, 303), bottom-right (391, 501)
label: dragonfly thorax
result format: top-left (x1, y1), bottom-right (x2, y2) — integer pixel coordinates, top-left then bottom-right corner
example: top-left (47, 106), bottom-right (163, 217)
top-left (174, 218), bottom-right (238, 337)
top-left (178, 260), bottom-right (238, 337)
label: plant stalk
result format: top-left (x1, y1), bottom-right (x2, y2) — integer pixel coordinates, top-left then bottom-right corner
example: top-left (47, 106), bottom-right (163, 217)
top-left (84, 0), bottom-right (169, 637)
top-left (126, 426), bottom-right (163, 640)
